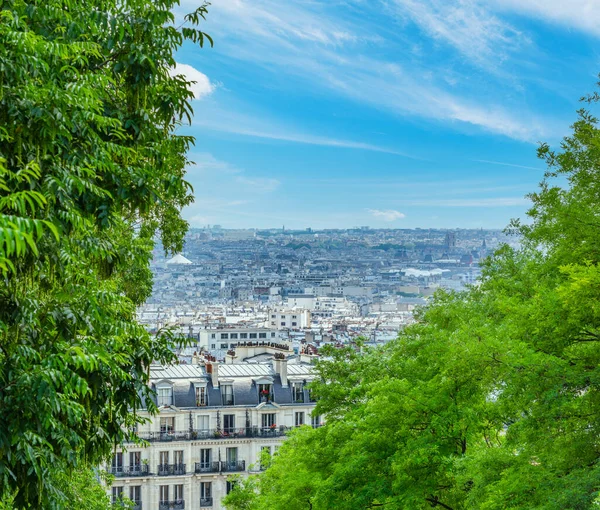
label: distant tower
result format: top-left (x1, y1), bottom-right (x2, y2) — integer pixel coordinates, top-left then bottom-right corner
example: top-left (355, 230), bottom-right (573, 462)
top-left (445, 231), bottom-right (456, 250)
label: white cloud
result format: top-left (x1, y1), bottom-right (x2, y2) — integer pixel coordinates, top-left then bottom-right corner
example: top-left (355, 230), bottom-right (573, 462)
top-left (387, 0), bottom-right (527, 69)
top-left (188, 152), bottom-right (241, 174)
top-left (235, 176), bottom-right (280, 193)
top-left (400, 197), bottom-right (529, 206)
top-left (170, 62), bottom-right (214, 99)
top-left (367, 209), bottom-right (406, 221)
top-left (492, 0), bottom-right (600, 37)
top-left (186, 0), bottom-right (558, 142)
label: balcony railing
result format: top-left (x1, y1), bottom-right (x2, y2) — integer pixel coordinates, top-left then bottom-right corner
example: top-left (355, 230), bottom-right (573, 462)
top-left (157, 463), bottom-right (186, 476)
top-left (220, 460), bottom-right (246, 472)
top-left (159, 501), bottom-right (185, 510)
top-left (129, 426), bottom-right (291, 443)
top-left (200, 498), bottom-right (213, 507)
top-left (194, 462), bottom-right (220, 474)
top-left (110, 465), bottom-right (149, 477)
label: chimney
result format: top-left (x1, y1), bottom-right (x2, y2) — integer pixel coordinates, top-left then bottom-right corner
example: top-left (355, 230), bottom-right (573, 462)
top-left (274, 358), bottom-right (288, 387)
top-left (207, 361), bottom-right (219, 387)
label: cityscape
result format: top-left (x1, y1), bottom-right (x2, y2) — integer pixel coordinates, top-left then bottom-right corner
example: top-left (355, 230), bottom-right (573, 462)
top-left (2, 1), bottom-right (600, 510)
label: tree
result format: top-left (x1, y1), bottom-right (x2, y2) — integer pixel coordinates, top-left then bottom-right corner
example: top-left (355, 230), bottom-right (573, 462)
top-left (225, 88), bottom-right (600, 509)
top-left (0, 0), bottom-right (212, 506)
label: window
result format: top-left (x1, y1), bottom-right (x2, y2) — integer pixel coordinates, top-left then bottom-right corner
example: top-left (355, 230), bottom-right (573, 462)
top-left (271, 314), bottom-right (276, 318)
top-left (261, 413), bottom-right (276, 429)
top-left (211, 333), bottom-right (216, 339)
top-left (129, 486), bottom-right (141, 505)
top-left (220, 333), bottom-right (229, 339)
top-left (258, 383), bottom-right (273, 402)
top-left (174, 450), bottom-right (184, 466)
top-left (195, 386), bottom-right (207, 406)
top-left (223, 414), bottom-right (235, 433)
top-left (199, 448), bottom-right (212, 469)
top-left (295, 411), bottom-right (305, 427)
top-left (111, 487), bottom-right (123, 504)
top-left (211, 344), bottom-right (215, 349)
top-left (311, 413), bottom-right (321, 428)
top-left (292, 322), bottom-right (297, 326)
top-left (292, 315), bottom-right (297, 319)
top-left (226, 447), bottom-right (238, 467)
top-left (226, 480), bottom-right (237, 494)
top-left (222, 385), bottom-right (234, 406)
top-left (221, 343), bottom-right (228, 349)
top-left (281, 322), bottom-right (286, 326)
top-left (271, 332), bottom-right (276, 338)
top-left (201, 481), bottom-right (212, 499)
top-left (159, 451), bottom-right (169, 466)
top-left (174, 484), bottom-right (184, 502)
top-left (240, 333), bottom-right (248, 339)
top-left (259, 333), bottom-right (267, 339)
top-left (157, 386), bottom-right (173, 406)
top-left (292, 382), bottom-right (304, 402)
top-left (129, 451), bottom-right (141, 470)
top-left (111, 452), bottom-right (123, 474)
top-left (197, 414), bottom-right (210, 434)
top-left (160, 417), bottom-right (175, 433)
top-left (230, 333), bottom-right (238, 339)
top-left (249, 333), bottom-right (257, 339)
top-left (159, 485), bottom-right (169, 504)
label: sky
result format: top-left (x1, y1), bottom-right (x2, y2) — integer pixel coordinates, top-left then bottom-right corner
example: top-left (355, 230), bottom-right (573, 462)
top-left (172, 0), bottom-right (600, 230)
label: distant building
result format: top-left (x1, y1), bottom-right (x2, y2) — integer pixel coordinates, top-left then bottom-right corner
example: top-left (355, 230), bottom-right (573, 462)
top-left (166, 254), bottom-right (193, 265)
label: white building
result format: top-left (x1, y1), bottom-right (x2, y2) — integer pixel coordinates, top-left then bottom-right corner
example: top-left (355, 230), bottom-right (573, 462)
top-left (107, 353), bottom-right (319, 510)
top-left (268, 309), bottom-right (311, 330)
top-left (197, 326), bottom-right (287, 352)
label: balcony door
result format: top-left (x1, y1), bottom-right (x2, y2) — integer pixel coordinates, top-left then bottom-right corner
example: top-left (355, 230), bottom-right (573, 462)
top-left (197, 414), bottom-right (210, 437)
top-left (159, 485), bottom-right (169, 505)
top-left (159, 451), bottom-right (169, 467)
top-left (226, 447), bottom-right (238, 469)
top-left (111, 452), bottom-right (123, 474)
top-left (199, 448), bottom-right (211, 469)
top-left (129, 451), bottom-right (141, 472)
top-left (223, 414), bottom-right (235, 434)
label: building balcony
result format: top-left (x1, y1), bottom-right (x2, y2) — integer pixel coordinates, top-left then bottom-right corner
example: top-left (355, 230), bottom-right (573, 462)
top-left (220, 460), bottom-right (246, 472)
top-left (200, 498), bottom-right (213, 507)
top-left (128, 426), bottom-right (292, 443)
top-left (194, 462), bottom-right (220, 474)
top-left (110, 465), bottom-right (149, 477)
top-left (159, 501), bottom-right (185, 510)
top-left (157, 463), bottom-right (186, 476)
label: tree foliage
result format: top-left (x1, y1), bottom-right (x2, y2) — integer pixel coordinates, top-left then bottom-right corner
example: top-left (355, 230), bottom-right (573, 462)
top-left (0, 0), bottom-right (211, 506)
top-left (225, 90), bottom-right (600, 509)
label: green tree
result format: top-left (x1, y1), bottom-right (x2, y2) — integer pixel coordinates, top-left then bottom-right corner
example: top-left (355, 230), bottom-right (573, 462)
top-left (225, 90), bottom-right (600, 509)
top-left (0, 0), bottom-right (212, 507)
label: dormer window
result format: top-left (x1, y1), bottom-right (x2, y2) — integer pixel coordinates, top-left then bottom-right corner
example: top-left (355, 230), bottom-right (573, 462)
top-left (258, 383), bottom-right (273, 403)
top-left (195, 386), bottom-right (207, 407)
top-left (292, 382), bottom-right (304, 403)
top-left (156, 384), bottom-right (173, 407)
top-left (222, 385), bottom-right (234, 406)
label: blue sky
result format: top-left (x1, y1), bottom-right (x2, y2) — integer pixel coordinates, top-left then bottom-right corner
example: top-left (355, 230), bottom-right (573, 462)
top-left (173, 0), bottom-right (600, 229)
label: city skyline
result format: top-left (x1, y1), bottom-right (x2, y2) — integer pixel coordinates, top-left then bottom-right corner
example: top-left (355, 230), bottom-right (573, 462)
top-left (173, 1), bottom-right (600, 229)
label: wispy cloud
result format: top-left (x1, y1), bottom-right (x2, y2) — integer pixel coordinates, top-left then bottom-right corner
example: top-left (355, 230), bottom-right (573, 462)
top-left (386, 0), bottom-right (527, 69)
top-left (235, 176), bottom-right (280, 193)
top-left (367, 208), bottom-right (407, 221)
top-left (473, 159), bottom-right (544, 171)
top-left (399, 197), bottom-right (529, 206)
top-left (188, 0), bottom-right (559, 142)
top-left (492, 0), bottom-right (600, 37)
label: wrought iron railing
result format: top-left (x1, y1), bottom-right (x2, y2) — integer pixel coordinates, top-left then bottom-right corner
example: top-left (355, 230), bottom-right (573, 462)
top-left (200, 498), bottom-right (213, 507)
top-left (157, 463), bottom-right (186, 476)
top-left (194, 462), bottom-right (220, 474)
top-left (220, 460), bottom-right (246, 472)
top-left (159, 501), bottom-right (185, 510)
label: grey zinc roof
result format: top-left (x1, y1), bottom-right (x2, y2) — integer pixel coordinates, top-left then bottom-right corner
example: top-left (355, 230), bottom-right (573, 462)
top-left (218, 364), bottom-right (275, 378)
top-left (150, 364), bottom-right (206, 380)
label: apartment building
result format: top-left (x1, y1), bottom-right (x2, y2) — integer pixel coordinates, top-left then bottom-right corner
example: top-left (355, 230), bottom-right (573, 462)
top-left (268, 309), bottom-right (311, 330)
top-left (107, 354), bottom-right (318, 510)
